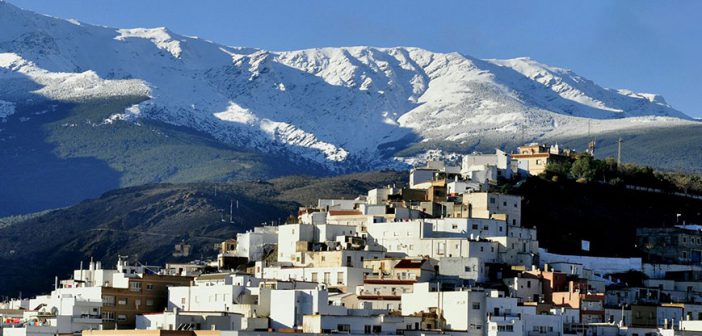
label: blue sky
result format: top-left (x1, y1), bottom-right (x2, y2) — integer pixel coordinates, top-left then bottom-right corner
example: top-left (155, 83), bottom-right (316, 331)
top-left (11, 0), bottom-right (702, 117)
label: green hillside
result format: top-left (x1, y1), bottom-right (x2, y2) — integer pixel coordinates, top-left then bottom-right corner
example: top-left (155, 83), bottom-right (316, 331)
top-left (0, 96), bottom-right (325, 216)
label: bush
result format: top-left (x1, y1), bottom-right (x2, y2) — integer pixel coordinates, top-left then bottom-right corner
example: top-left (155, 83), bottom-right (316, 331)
top-left (571, 155), bottom-right (596, 182)
top-left (545, 160), bottom-right (572, 177)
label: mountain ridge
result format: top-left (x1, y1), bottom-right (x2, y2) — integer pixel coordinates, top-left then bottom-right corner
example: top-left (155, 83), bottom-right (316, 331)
top-left (0, 0), bottom-right (696, 172)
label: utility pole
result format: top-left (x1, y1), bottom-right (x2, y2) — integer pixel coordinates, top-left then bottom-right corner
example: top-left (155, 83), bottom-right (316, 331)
top-left (587, 120), bottom-right (591, 138)
top-left (617, 137), bottom-right (623, 167)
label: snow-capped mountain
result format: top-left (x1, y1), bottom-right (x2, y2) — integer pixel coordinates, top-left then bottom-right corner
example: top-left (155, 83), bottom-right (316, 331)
top-left (0, 1), bottom-right (695, 171)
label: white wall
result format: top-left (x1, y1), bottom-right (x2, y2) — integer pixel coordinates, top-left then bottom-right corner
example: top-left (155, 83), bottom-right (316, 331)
top-left (277, 224), bottom-right (315, 263)
top-left (439, 257), bottom-right (486, 283)
top-left (260, 266), bottom-right (368, 292)
top-left (237, 228), bottom-right (278, 262)
top-left (539, 249), bottom-right (642, 276)
top-left (269, 289), bottom-right (345, 330)
top-left (401, 283), bottom-right (485, 335)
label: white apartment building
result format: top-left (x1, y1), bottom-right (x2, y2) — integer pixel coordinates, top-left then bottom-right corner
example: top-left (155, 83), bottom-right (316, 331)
top-left (257, 264), bottom-right (368, 292)
top-left (438, 257), bottom-right (489, 283)
top-left (236, 226), bottom-right (278, 262)
top-left (368, 220), bottom-right (499, 261)
top-left (367, 186), bottom-right (401, 205)
top-left (401, 283), bottom-right (486, 335)
top-left (463, 192), bottom-right (522, 226)
top-left (268, 288), bottom-right (346, 330)
top-left (461, 150), bottom-right (512, 180)
top-left (302, 314), bottom-right (422, 334)
top-left (425, 217), bottom-right (508, 238)
top-left (503, 274), bottom-right (542, 303)
top-left (136, 310), bottom-right (267, 331)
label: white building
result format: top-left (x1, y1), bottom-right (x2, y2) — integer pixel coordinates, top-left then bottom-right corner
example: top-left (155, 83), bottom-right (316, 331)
top-left (302, 314), bottom-right (421, 334)
top-left (268, 288), bottom-right (346, 330)
top-left (136, 310), bottom-right (267, 331)
top-left (258, 264), bottom-right (369, 292)
top-left (463, 192), bottom-right (522, 227)
top-left (401, 283), bottom-right (485, 335)
top-left (236, 226), bottom-right (278, 262)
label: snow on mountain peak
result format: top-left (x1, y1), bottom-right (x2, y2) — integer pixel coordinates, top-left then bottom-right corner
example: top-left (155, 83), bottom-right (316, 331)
top-left (0, 2), bottom-right (696, 171)
top-left (115, 27), bottom-right (182, 58)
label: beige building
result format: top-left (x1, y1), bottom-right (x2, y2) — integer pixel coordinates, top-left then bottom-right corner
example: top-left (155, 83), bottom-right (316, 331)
top-left (463, 192), bottom-right (522, 226)
top-left (512, 144), bottom-right (571, 175)
top-left (511, 143), bottom-right (571, 176)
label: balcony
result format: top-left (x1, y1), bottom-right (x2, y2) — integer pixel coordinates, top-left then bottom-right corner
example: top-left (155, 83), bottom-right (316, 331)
top-left (364, 274), bottom-right (418, 285)
top-left (73, 315), bottom-right (103, 324)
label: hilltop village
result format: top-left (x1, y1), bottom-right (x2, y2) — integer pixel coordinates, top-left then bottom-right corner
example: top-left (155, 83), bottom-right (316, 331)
top-left (3, 144), bottom-right (702, 336)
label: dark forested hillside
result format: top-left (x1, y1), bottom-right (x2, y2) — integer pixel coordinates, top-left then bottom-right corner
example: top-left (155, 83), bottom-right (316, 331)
top-left (0, 171), bottom-right (406, 297)
top-left (516, 176), bottom-right (702, 257)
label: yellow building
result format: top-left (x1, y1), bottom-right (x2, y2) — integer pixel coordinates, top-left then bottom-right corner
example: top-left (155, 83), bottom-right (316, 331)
top-left (512, 143), bottom-right (570, 176)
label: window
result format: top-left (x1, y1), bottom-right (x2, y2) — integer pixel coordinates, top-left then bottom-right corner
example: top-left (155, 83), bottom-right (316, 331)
top-left (101, 312), bottom-right (114, 321)
top-left (146, 284), bottom-right (153, 290)
top-left (472, 302), bottom-right (480, 309)
top-left (503, 201), bottom-right (507, 206)
top-left (364, 325), bottom-right (372, 334)
top-left (497, 325), bottom-right (514, 332)
top-left (324, 272), bottom-right (331, 284)
top-left (102, 296), bottom-right (115, 306)
top-left (117, 298), bottom-right (128, 305)
top-left (465, 266), bottom-right (471, 272)
top-left (117, 314), bottom-right (127, 321)
top-left (311, 272), bottom-right (318, 282)
top-left (130, 282), bottom-right (141, 292)
top-left (337, 272), bottom-right (344, 284)
top-left (146, 299), bottom-right (154, 306)
top-left (490, 197), bottom-right (496, 204)
top-left (337, 324), bottom-right (351, 332)
top-left (472, 224), bottom-right (478, 230)
top-left (452, 224), bottom-right (458, 229)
